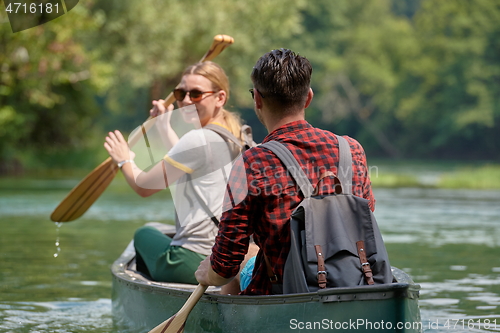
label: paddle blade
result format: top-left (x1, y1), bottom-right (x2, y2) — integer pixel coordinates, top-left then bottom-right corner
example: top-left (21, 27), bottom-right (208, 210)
top-left (148, 284), bottom-right (208, 333)
top-left (50, 158), bottom-right (118, 222)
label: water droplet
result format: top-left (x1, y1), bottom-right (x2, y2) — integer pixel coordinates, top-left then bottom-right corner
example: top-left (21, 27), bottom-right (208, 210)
top-left (53, 222), bottom-right (62, 258)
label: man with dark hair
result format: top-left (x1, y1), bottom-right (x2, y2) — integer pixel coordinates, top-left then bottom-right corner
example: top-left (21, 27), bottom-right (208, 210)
top-left (251, 48), bottom-right (312, 112)
top-left (195, 48), bottom-right (375, 295)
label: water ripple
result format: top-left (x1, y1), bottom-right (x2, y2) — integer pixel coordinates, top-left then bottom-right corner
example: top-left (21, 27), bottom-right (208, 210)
top-left (0, 299), bottom-right (112, 333)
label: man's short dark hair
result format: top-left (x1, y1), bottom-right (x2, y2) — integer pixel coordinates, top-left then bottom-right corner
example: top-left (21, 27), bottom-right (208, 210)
top-left (251, 49), bottom-right (312, 113)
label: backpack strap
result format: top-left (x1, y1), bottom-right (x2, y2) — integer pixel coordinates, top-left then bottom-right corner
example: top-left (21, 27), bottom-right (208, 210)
top-left (178, 124), bottom-right (254, 228)
top-left (184, 123), bottom-right (241, 227)
top-left (263, 253), bottom-right (278, 283)
top-left (204, 123), bottom-right (243, 149)
top-left (260, 141), bottom-right (314, 198)
top-left (315, 245), bottom-right (327, 289)
top-left (241, 124), bottom-right (257, 150)
top-left (335, 135), bottom-right (353, 195)
top-left (356, 240), bottom-right (375, 285)
top-left (186, 174), bottom-right (220, 227)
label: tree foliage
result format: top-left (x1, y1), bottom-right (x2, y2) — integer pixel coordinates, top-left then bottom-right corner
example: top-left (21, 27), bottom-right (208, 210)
top-left (293, 0), bottom-right (418, 157)
top-left (397, 0), bottom-right (500, 157)
top-left (291, 0), bottom-right (500, 159)
top-left (89, 0), bottom-right (309, 142)
top-left (0, 2), bottom-right (111, 171)
top-left (1, 0), bottom-right (499, 173)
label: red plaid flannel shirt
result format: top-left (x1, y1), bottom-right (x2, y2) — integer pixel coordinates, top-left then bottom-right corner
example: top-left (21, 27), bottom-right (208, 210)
top-left (210, 120), bottom-right (375, 295)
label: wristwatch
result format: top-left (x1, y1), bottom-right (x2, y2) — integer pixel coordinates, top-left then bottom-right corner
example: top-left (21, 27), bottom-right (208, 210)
top-left (117, 160), bottom-right (133, 169)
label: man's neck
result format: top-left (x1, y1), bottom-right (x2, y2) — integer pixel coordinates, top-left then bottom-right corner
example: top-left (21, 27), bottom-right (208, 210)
top-left (266, 112), bottom-right (305, 133)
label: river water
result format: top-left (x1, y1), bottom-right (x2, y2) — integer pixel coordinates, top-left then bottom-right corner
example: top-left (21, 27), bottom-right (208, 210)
top-left (0, 176), bottom-right (499, 332)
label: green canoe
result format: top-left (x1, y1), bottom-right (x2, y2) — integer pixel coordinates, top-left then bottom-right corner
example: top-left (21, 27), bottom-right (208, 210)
top-left (111, 226), bottom-right (422, 333)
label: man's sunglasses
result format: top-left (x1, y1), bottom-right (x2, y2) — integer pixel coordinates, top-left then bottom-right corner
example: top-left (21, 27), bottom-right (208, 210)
top-left (249, 88), bottom-right (265, 99)
top-left (173, 88), bottom-right (216, 102)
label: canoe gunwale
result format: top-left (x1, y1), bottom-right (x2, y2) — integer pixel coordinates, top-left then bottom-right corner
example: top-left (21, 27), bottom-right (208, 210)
top-left (112, 240), bottom-right (420, 306)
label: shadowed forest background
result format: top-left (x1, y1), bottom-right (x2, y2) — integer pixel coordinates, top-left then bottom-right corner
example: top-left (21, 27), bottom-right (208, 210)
top-left (1, 0), bottom-right (499, 184)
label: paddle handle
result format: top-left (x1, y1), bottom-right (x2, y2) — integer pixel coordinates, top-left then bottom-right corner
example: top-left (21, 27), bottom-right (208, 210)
top-left (177, 284), bottom-right (208, 313)
top-left (201, 34), bottom-right (235, 62)
top-left (148, 284), bottom-right (208, 333)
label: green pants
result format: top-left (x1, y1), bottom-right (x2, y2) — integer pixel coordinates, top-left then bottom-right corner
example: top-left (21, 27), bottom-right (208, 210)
top-left (133, 226), bottom-right (206, 284)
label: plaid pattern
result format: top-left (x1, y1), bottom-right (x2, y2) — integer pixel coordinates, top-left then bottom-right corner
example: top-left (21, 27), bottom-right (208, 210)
top-left (210, 120), bottom-right (375, 295)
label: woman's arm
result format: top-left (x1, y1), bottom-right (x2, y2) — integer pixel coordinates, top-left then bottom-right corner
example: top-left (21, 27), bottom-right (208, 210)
top-left (104, 130), bottom-right (185, 197)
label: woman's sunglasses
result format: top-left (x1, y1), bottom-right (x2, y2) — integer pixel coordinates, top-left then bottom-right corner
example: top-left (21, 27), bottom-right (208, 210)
top-left (173, 88), bottom-right (217, 102)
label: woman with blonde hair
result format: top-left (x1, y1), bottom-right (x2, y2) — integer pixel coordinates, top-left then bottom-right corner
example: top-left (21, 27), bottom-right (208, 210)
top-left (104, 61), bottom-right (244, 284)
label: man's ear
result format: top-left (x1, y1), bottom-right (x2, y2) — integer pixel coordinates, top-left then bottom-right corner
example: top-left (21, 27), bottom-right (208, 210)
top-left (254, 89), bottom-right (263, 110)
top-left (304, 88), bottom-right (314, 109)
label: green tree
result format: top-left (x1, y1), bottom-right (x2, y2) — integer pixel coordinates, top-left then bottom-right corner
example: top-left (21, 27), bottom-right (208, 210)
top-left (396, 0), bottom-right (500, 158)
top-left (0, 0), bottom-right (308, 172)
top-left (3, 0), bottom-right (499, 172)
top-left (290, 0), bottom-right (417, 157)
top-left (292, 0), bottom-right (500, 159)
top-left (90, 0), bottom-right (307, 132)
top-left (0, 2), bottom-right (111, 172)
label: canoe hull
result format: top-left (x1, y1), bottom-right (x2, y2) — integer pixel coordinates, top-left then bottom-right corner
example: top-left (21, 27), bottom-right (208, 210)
top-left (112, 281), bottom-right (421, 333)
top-left (112, 241), bottom-right (421, 333)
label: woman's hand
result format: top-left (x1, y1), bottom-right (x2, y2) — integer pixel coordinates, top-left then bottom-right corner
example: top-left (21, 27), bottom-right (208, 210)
top-left (104, 130), bottom-right (131, 165)
top-left (150, 99), bottom-right (174, 118)
top-left (151, 99), bottom-right (179, 149)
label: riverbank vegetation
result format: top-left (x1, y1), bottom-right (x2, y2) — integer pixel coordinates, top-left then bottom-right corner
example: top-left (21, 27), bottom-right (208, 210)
top-left (3, 152), bottom-right (500, 190)
top-left (370, 161), bottom-right (500, 189)
top-left (437, 165), bottom-right (500, 189)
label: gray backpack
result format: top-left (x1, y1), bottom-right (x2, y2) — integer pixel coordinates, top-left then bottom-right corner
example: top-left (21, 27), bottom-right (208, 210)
top-left (261, 135), bottom-right (392, 294)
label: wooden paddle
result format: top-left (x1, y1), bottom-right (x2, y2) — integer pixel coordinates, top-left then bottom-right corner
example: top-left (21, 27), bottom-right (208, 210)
top-left (50, 35), bottom-right (235, 222)
top-left (148, 284), bottom-right (208, 333)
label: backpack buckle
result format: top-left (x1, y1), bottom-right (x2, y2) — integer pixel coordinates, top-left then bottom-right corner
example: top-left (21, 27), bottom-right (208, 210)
top-left (317, 270), bottom-right (327, 278)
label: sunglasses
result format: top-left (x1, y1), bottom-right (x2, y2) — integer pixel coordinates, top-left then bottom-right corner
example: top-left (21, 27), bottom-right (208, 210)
top-left (249, 88), bottom-right (265, 99)
top-left (173, 88), bottom-right (217, 102)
